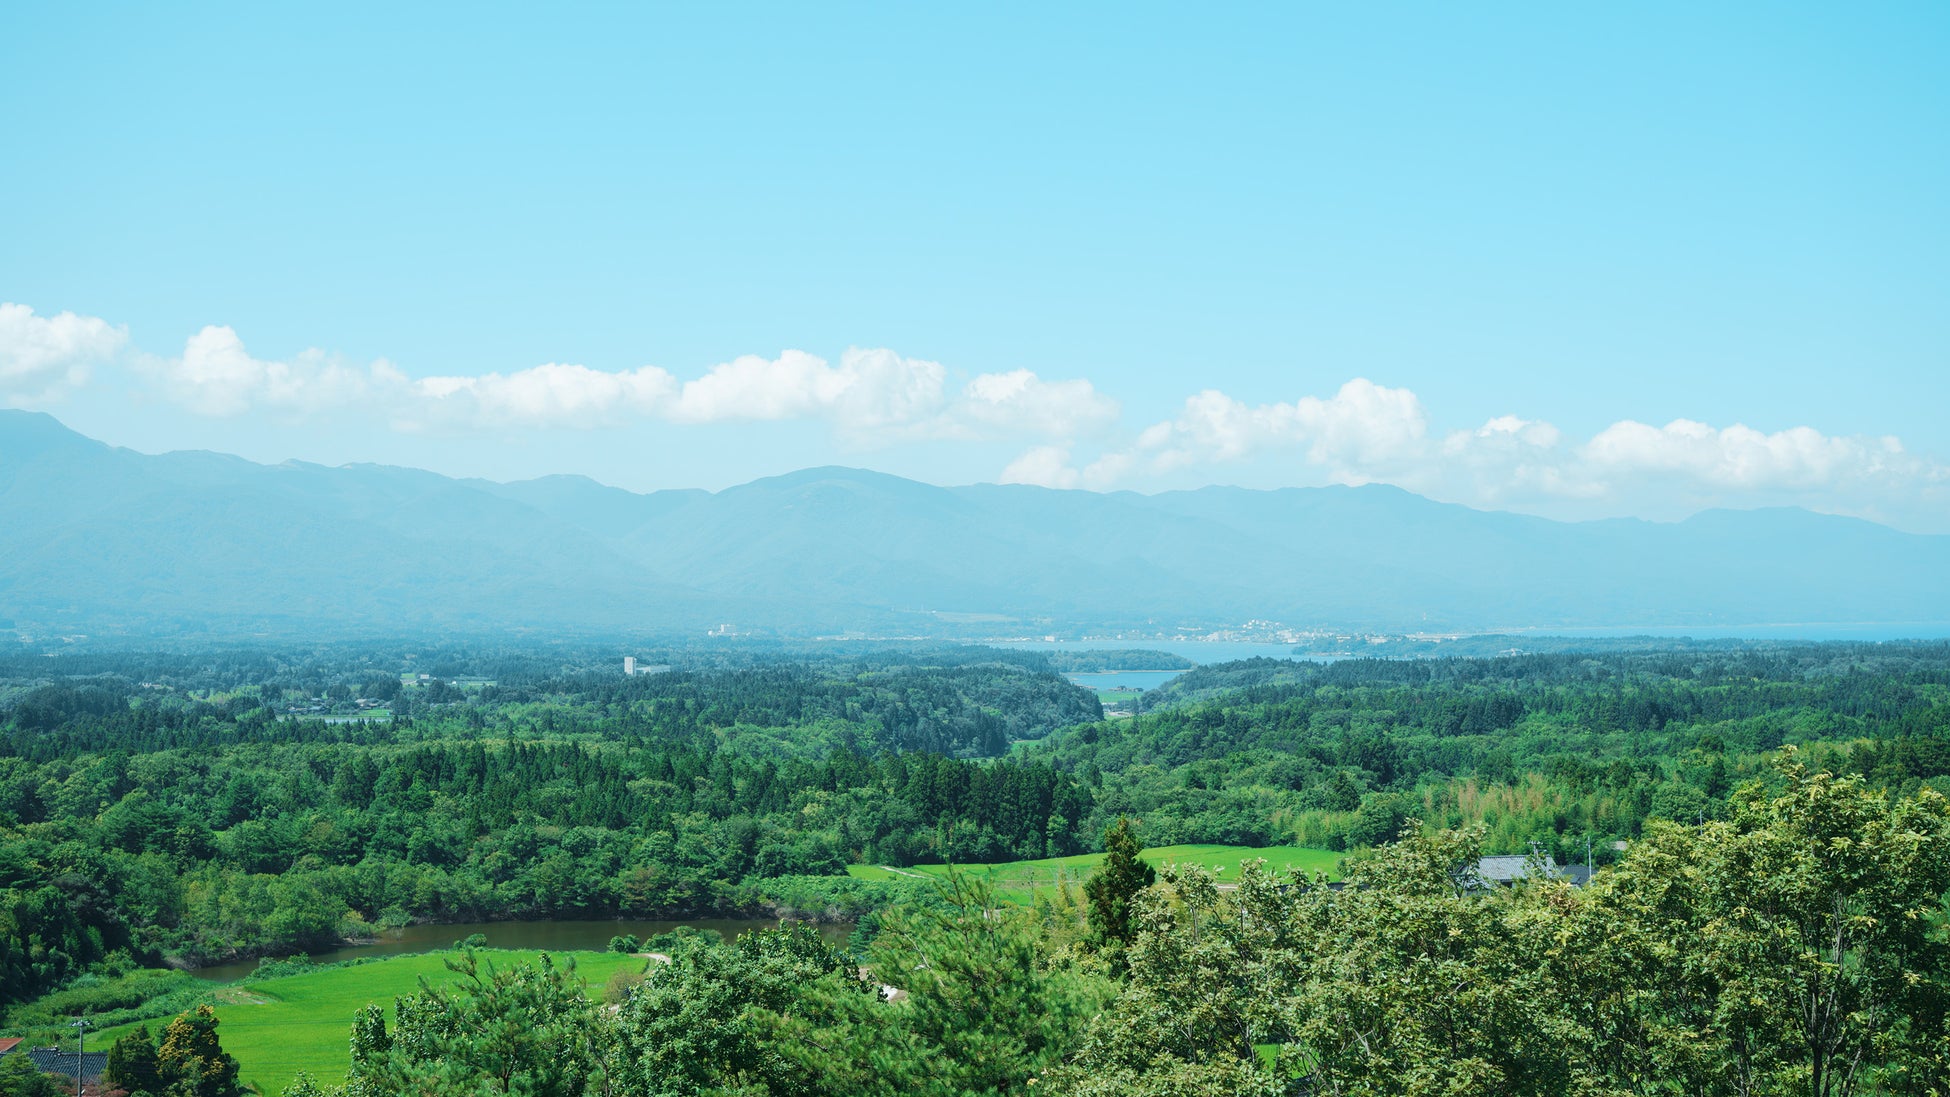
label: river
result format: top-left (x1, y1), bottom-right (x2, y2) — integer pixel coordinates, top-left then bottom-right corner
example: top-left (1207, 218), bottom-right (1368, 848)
top-left (188, 916), bottom-right (849, 983)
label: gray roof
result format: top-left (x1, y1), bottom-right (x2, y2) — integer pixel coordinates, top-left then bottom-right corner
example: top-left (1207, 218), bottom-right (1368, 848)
top-left (25, 1048), bottom-right (106, 1084)
top-left (1473, 855), bottom-right (1592, 887)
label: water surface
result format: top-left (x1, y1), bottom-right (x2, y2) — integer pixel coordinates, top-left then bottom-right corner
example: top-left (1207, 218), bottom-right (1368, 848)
top-left (999, 639), bottom-right (1321, 664)
top-left (1065, 670), bottom-right (1186, 691)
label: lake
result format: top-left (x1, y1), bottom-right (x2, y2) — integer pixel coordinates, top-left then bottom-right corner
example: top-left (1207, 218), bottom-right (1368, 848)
top-left (998, 638), bottom-right (1323, 664)
top-left (187, 916), bottom-right (849, 983)
top-left (1066, 669), bottom-right (1187, 691)
top-left (1498, 622), bottom-right (1950, 642)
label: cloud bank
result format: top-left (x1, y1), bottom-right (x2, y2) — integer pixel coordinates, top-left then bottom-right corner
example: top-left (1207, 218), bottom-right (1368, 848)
top-left (130, 325), bottom-right (1114, 444)
top-left (4, 302), bottom-right (1943, 529)
top-left (998, 379), bottom-right (1948, 528)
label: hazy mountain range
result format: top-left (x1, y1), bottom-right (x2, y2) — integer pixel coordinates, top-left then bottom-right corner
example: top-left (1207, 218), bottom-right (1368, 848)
top-left (2, 410), bottom-right (1945, 640)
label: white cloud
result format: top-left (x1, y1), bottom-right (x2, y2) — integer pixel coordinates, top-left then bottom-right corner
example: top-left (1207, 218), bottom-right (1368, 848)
top-left (135, 322), bottom-right (1105, 444)
top-left (16, 301), bottom-right (1945, 529)
top-left (1437, 414), bottom-right (1595, 501)
top-left (664, 348), bottom-right (943, 429)
top-left (945, 370), bottom-right (1120, 439)
top-left (0, 302), bottom-right (127, 405)
top-left (152, 325), bottom-right (404, 417)
top-left (412, 362), bottom-right (677, 428)
top-left (1003, 381), bottom-right (1946, 529)
top-left (1129, 378), bottom-right (1429, 481)
top-left (1580, 419), bottom-right (1922, 491)
top-left (999, 445), bottom-right (1081, 489)
top-left (1455, 414), bottom-right (1561, 450)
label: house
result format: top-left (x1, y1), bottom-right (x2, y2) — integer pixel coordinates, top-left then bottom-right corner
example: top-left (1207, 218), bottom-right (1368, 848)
top-left (1472, 854), bottom-right (1592, 887)
top-left (0, 1037), bottom-right (20, 1056)
top-left (25, 1047), bottom-right (107, 1086)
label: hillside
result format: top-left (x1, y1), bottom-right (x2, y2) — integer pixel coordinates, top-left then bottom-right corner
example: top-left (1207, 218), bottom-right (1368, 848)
top-left (2, 411), bottom-right (1946, 638)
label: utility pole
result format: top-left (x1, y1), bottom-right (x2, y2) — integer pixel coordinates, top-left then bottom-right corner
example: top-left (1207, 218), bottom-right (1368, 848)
top-left (68, 1017), bottom-right (89, 1097)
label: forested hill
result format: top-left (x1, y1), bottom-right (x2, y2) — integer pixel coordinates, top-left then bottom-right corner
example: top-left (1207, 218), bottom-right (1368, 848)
top-left (5, 409), bottom-right (1949, 638)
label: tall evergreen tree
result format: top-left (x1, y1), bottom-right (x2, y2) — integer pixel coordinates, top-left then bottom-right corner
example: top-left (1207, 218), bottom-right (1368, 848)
top-left (1085, 817), bottom-right (1155, 950)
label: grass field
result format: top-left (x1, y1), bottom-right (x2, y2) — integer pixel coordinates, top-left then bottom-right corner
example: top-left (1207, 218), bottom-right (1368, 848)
top-left (847, 843), bottom-right (1342, 903)
top-left (88, 949), bottom-right (649, 1096)
top-left (66, 848), bottom-right (1336, 1092)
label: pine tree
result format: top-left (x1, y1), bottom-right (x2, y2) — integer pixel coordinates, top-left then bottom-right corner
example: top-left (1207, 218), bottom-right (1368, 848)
top-left (1084, 816), bottom-right (1155, 950)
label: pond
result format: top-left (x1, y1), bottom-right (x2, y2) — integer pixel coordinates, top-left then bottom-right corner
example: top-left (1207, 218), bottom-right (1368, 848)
top-left (1064, 669), bottom-right (1187, 692)
top-left (187, 916), bottom-right (850, 983)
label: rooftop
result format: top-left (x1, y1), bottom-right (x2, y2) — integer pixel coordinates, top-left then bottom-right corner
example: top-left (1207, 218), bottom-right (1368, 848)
top-left (1473, 855), bottom-right (1592, 887)
top-left (25, 1048), bottom-right (107, 1084)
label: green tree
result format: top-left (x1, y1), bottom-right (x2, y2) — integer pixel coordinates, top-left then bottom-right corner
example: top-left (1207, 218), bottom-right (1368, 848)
top-left (1584, 757), bottom-right (1950, 1097)
top-left (1058, 829), bottom-right (1599, 1097)
top-left (1084, 817), bottom-right (1155, 951)
top-left (1052, 860), bottom-right (1293, 1097)
top-left (0, 1053), bottom-right (64, 1097)
top-left (105, 1024), bottom-right (162, 1095)
top-left (607, 923), bottom-right (862, 1097)
top-left (344, 951), bottom-right (598, 1097)
top-left (278, 1073), bottom-right (330, 1097)
top-left (764, 871), bottom-right (1114, 1097)
top-left (1280, 825), bottom-right (1594, 1096)
top-left (157, 1005), bottom-right (244, 1097)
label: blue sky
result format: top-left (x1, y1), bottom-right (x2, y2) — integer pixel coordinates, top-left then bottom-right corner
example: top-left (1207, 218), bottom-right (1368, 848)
top-left (3, 3), bottom-right (1947, 529)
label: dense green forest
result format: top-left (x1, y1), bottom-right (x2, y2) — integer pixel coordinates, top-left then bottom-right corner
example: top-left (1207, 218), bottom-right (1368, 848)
top-left (1051, 646), bottom-right (1950, 856)
top-left (6, 640), bottom-right (1950, 1095)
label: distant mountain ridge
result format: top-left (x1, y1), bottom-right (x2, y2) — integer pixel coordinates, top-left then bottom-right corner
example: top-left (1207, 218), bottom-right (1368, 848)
top-left (1, 410), bottom-right (1945, 639)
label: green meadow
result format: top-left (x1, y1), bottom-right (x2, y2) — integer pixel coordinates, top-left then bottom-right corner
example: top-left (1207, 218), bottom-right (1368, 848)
top-left (70, 847), bottom-right (1337, 1093)
top-left (847, 843), bottom-right (1342, 902)
top-left (89, 949), bottom-right (650, 1096)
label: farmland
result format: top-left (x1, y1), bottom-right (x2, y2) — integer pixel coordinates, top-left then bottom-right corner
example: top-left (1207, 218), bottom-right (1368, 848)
top-left (88, 950), bottom-right (649, 1096)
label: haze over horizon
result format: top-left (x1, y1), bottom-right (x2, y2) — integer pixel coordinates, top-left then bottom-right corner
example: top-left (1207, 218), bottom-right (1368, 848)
top-left (5, 6), bottom-right (1948, 533)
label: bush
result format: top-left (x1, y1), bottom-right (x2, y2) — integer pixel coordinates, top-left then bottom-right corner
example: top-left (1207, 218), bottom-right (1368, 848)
top-left (0, 1051), bottom-right (66, 1097)
top-left (5, 969), bottom-right (204, 1031)
top-left (604, 967), bottom-right (649, 1003)
top-left (241, 955), bottom-right (317, 982)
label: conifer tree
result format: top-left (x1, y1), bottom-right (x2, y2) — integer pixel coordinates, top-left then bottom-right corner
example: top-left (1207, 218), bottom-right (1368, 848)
top-left (1084, 816), bottom-right (1155, 950)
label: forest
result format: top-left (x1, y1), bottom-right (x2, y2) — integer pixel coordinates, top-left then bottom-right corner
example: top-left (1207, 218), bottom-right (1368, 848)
top-left (4, 640), bottom-right (1950, 1095)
